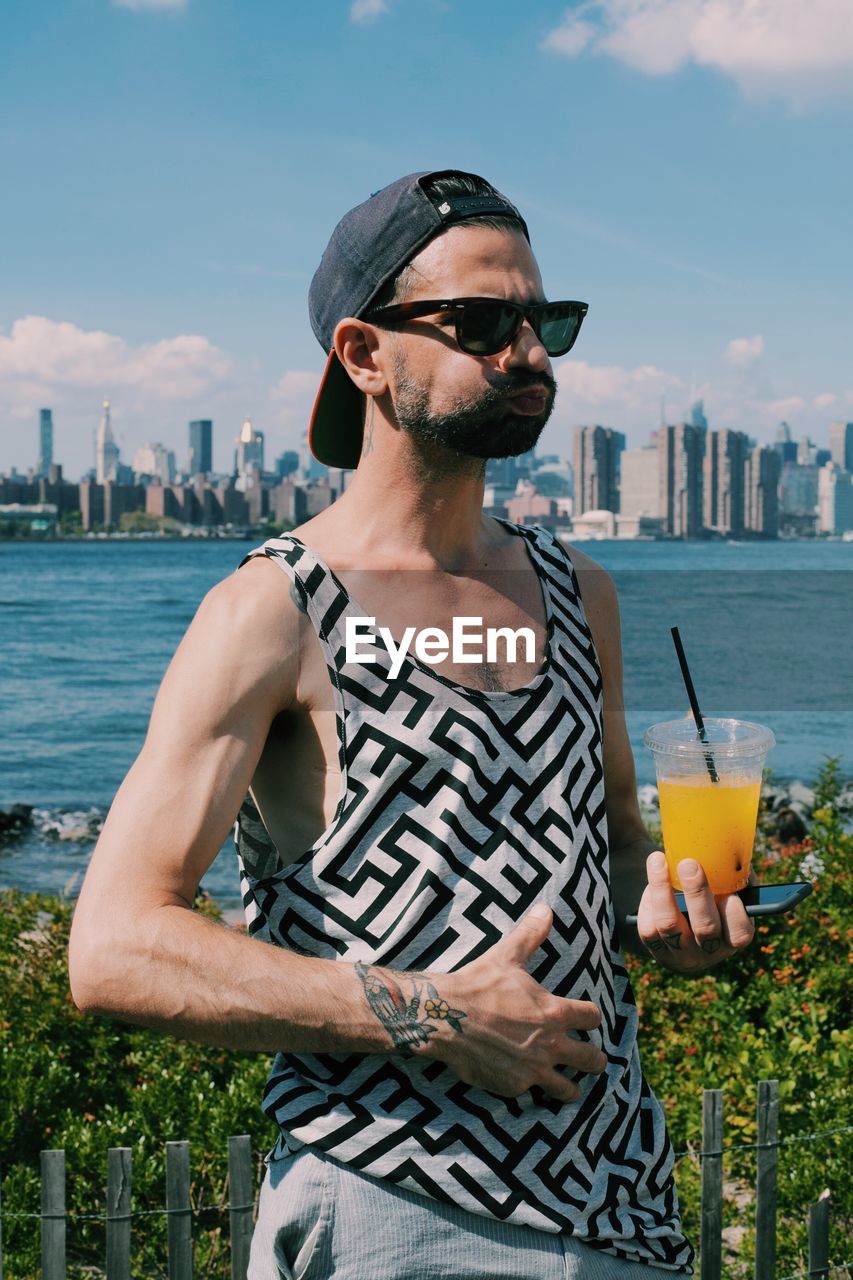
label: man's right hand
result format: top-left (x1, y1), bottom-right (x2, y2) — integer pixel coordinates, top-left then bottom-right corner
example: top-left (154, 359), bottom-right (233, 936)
top-left (427, 904), bottom-right (607, 1103)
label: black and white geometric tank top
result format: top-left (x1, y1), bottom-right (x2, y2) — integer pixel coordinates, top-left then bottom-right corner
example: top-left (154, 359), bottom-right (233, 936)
top-left (234, 522), bottom-right (693, 1273)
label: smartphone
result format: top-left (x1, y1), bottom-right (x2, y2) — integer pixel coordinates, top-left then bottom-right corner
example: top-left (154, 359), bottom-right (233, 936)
top-left (625, 882), bottom-right (813, 926)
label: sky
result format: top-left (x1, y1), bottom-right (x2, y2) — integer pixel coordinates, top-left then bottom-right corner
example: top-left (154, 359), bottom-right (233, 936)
top-left (1, 0), bottom-right (852, 478)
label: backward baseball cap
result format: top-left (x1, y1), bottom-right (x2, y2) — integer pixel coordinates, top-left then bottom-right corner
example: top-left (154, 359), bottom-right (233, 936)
top-left (307, 169), bottom-right (529, 470)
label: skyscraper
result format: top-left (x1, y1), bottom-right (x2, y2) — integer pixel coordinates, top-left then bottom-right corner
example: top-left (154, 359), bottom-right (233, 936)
top-left (188, 419), bottom-right (213, 476)
top-left (704, 429), bottom-right (748, 537)
top-left (818, 463), bottom-right (853, 535)
top-left (95, 400), bottom-right (120, 484)
top-left (829, 422), bottom-right (853, 472)
top-left (657, 423), bottom-right (704, 538)
top-left (234, 419), bottom-right (265, 483)
top-left (573, 426), bottom-right (625, 515)
top-left (37, 409), bottom-right (54, 476)
top-left (744, 446), bottom-right (781, 538)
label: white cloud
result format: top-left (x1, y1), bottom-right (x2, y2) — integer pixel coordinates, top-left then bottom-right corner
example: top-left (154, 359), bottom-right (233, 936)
top-left (546, 358), bottom-right (685, 446)
top-left (350, 0), bottom-right (389, 23)
top-left (0, 316), bottom-right (231, 400)
top-left (766, 395), bottom-right (807, 418)
top-left (724, 334), bottom-right (764, 367)
top-left (813, 392), bottom-right (837, 409)
top-left (113, 0), bottom-right (186, 10)
top-left (543, 0), bottom-right (853, 103)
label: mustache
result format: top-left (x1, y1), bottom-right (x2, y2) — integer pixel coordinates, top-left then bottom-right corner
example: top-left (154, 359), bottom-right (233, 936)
top-left (485, 370), bottom-right (558, 395)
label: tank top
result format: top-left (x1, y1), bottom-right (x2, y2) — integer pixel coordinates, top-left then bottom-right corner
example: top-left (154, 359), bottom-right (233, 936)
top-left (234, 523), bottom-right (693, 1272)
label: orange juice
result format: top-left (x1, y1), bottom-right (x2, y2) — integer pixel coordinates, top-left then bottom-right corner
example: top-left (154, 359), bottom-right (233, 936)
top-left (657, 774), bottom-right (761, 894)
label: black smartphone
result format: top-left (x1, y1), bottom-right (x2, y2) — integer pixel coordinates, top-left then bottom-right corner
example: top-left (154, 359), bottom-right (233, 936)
top-left (625, 882), bottom-right (813, 926)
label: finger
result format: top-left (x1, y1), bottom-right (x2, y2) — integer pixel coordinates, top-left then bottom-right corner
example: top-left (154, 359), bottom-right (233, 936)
top-left (496, 902), bottom-right (553, 966)
top-left (557, 1035), bottom-right (607, 1075)
top-left (719, 892), bottom-right (755, 950)
top-left (540, 1069), bottom-right (581, 1104)
top-left (640, 851), bottom-right (689, 949)
top-left (677, 858), bottom-right (724, 955)
top-left (557, 998), bottom-right (602, 1033)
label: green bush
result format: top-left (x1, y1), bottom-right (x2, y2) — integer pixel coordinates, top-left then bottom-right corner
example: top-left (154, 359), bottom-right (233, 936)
top-left (1, 761), bottom-right (850, 1276)
top-left (0, 895), bottom-right (274, 1278)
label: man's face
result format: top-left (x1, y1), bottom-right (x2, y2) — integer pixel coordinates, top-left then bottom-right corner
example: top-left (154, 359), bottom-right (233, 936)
top-left (380, 226), bottom-right (558, 461)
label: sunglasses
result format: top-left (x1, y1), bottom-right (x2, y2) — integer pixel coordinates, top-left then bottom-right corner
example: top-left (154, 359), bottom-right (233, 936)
top-left (363, 296), bottom-right (589, 358)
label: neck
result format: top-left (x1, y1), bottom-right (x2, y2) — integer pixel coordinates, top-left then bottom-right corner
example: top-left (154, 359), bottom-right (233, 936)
top-left (328, 440), bottom-right (499, 570)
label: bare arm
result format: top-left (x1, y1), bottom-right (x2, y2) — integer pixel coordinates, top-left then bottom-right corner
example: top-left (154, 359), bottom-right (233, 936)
top-left (570, 551), bottom-right (754, 971)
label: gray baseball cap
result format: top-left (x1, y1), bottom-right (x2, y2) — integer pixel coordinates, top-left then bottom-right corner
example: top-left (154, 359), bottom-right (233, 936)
top-left (307, 169), bottom-right (528, 469)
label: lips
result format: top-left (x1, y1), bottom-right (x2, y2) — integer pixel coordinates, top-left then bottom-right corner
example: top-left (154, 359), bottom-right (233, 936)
top-left (506, 388), bottom-right (550, 414)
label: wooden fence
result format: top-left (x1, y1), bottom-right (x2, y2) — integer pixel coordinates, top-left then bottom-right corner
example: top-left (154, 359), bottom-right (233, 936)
top-left (0, 1081), bottom-right (846, 1279)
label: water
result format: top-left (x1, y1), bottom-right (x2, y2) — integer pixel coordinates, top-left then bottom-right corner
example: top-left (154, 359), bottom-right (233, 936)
top-left (1, 537), bottom-right (851, 906)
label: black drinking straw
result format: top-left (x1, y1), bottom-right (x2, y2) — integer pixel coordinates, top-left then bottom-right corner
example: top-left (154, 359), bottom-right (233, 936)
top-left (670, 626), bottom-right (719, 784)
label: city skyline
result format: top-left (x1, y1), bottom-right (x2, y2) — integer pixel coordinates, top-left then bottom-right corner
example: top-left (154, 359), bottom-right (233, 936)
top-left (2, 2), bottom-right (852, 478)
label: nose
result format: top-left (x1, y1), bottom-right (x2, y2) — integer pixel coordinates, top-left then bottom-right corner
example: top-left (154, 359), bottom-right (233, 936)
top-left (496, 319), bottom-right (551, 376)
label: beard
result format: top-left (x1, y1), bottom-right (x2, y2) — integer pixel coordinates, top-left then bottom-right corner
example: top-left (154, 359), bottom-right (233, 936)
top-left (390, 356), bottom-right (557, 461)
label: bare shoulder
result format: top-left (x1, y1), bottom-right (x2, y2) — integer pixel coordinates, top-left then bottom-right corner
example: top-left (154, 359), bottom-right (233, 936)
top-left (560, 542), bottom-right (619, 622)
top-left (155, 552), bottom-right (308, 721)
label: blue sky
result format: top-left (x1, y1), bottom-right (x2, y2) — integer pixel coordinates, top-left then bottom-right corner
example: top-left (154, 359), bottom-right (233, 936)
top-left (2, 0), bottom-right (852, 477)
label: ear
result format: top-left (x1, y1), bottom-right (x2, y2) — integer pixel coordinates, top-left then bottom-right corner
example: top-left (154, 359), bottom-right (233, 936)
top-left (334, 319), bottom-right (389, 398)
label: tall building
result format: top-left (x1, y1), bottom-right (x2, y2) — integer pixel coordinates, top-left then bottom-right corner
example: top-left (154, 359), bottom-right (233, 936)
top-left (95, 400), bottom-right (120, 484)
top-left (704, 429), bottom-right (748, 537)
top-left (37, 409), bottom-right (54, 477)
top-left (188, 419), bottom-right (213, 476)
top-left (745, 446), bottom-right (781, 538)
top-left (774, 421), bottom-right (798, 465)
top-left (657, 423), bottom-right (704, 538)
top-left (619, 445), bottom-right (659, 519)
top-left (234, 419), bottom-right (265, 485)
top-left (818, 463), bottom-right (853, 534)
top-left (829, 422), bottom-right (853, 472)
top-left (133, 443), bottom-right (176, 484)
top-left (689, 399), bottom-right (708, 432)
top-left (573, 426), bottom-right (625, 515)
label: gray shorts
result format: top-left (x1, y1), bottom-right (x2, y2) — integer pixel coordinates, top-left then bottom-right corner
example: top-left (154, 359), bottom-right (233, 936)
top-left (247, 1148), bottom-right (687, 1280)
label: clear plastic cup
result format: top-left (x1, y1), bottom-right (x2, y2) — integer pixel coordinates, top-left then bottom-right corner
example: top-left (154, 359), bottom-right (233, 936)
top-left (644, 718), bottom-right (775, 895)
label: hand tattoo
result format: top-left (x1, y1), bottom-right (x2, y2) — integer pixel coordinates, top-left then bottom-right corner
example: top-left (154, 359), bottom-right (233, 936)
top-left (700, 937), bottom-right (722, 954)
top-left (355, 962), bottom-right (466, 1051)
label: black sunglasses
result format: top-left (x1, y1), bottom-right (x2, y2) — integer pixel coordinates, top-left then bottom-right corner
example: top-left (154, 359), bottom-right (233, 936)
top-left (363, 296), bottom-right (589, 358)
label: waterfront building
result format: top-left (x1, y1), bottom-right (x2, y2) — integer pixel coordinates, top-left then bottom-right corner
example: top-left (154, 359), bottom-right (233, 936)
top-left (298, 430), bottom-right (328, 482)
top-left (95, 401), bottom-right (121, 484)
top-left (688, 399), bottom-right (708, 432)
top-left (796, 436), bottom-right (818, 467)
top-left (779, 463), bottom-right (819, 536)
top-left (744, 446), bottom-right (781, 538)
top-left (619, 445), bottom-right (660, 520)
top-left (573, 426), bottom-right (625, 515)
top-left (774, 422), bottom-right (798, 465)
top-left (276, 450), bottom-right (300, 479)
top-left (818, 463), bottom-right (853, 535)
top-left (37, 409), bottom-right (54, 477)
top-left (704, 429), bottom-right (748, 537)
top-left (657, 423), bottom-right (704, 538)
top-left (188, 419), bottom-right (213, 476)
top-left (133, 443), bottom-right (176, 485)
top-left (234, 419), bottom-right (264, 482)
top-left (829, 423), bottom-right (853, 472)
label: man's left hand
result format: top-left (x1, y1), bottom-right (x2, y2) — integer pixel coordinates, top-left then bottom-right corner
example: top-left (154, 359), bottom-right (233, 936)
top-left (635, 851), bottom-right (755, 974)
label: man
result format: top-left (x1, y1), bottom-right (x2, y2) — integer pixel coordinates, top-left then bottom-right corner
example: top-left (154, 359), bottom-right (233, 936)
top-left (70, 170), bottom-right (754, 1278)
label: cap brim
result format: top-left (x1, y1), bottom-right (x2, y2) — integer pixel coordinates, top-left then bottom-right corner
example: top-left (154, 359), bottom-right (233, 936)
top-left (309, 350), bottom-right (364, 469)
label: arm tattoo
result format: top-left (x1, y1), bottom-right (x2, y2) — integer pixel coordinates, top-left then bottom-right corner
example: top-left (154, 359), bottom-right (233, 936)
top-left (355, 961), bottom-right (466, 1051)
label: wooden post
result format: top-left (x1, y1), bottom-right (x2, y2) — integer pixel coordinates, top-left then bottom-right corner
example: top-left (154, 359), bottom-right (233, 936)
top-left (166, 1141), bottom-right (193, 1280)
top-left (106, 1147), bottom-right (132, 1280)
top-left (41, 1149), bottom-right (66, 1280)
top-left (228, 1136), bottom-right (255, 1280)
top-left (754, 1079), bottom-right (779, 1280)
top-left (701, 1089), bottom-right (724, 1280)
top-left (808, 1194), bottom-right (831, 1279)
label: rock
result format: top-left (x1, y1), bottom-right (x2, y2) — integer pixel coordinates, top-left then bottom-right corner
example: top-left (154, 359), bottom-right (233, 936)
top-left (637, 785), bottom-right (659, 810)
top-left (836, 788), bottom-right (853, 812)
top-left (773, 807), bottom-right (807, 845)
top-left (761, 785), bottom-right (788, 812)
top-left (0, 805), bottom-right (34, 839)
top-left (788, 782), bottom-right (816, 810)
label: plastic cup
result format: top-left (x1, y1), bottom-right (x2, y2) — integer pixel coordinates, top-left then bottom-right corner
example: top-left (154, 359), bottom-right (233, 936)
top-left (644, 718), bottom-right (775, 895)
